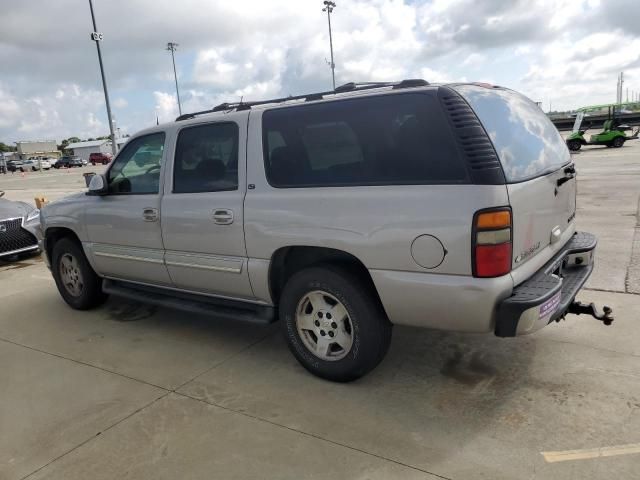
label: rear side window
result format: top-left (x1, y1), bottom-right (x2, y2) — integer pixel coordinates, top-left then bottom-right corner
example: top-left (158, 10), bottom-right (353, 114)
top-left (173, 122), bottom-right (239, 193)
top-left (454, 85), bottom-right (569, 182)
top-left (262, 93), bottom-right (467, 188)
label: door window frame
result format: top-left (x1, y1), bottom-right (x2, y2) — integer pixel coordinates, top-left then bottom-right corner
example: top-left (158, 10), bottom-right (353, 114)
top-left (171, 121), bottom-right (240, 194)
top-left (167, 119), bottom-right (245, 195)
top-left (105, 132), bottom-right (167, 196)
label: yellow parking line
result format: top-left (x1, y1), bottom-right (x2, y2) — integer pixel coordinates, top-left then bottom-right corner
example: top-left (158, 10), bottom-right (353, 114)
top-left (542, 443), bottom-right (640, 463)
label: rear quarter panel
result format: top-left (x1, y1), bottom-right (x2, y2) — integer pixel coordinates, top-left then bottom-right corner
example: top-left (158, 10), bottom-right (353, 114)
top-left (244, 110), bottom-right (510, 303)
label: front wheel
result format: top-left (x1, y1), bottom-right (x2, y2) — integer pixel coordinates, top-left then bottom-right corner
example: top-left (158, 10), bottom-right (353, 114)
top-left (280, 266), bottom-right (392, 382)
top-left (612, 137), bottom-right (625, 148)
top-left (567, 139), bottom-right (581, 151)
top-left (51, 237), bottom-right (108, 310)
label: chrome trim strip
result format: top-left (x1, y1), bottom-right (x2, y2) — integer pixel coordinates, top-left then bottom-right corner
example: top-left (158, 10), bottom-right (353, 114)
top-left (0, 244), bottom-right (39, 258)
top-left (93, 251), bottom-right (164, 264)
top-left (164, 260), bottom-right (241, 273)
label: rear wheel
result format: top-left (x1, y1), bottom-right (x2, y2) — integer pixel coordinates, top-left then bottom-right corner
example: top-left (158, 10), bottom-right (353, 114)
top-left (612, 137), bottom-right (625, 148)
top-left (51, 237), bottom-right (107, 310)
top-left (567, 139), bottom-right (581, 151)
top-left (280, 265), bottom-right (392, 382)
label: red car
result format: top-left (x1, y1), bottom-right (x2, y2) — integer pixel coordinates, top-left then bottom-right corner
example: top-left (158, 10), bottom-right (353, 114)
top-left (89, 152), bottom-right (112, 165)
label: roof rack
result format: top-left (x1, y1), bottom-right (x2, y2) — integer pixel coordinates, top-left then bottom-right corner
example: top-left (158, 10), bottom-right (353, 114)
top-left (175, 78), bottom-right (430, 121)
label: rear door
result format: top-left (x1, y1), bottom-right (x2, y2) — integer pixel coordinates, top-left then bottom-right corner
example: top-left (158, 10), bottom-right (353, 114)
top-left (455, 85), bottom-right (576, 282)
top-left (160, 115), bottom-right (254, 300)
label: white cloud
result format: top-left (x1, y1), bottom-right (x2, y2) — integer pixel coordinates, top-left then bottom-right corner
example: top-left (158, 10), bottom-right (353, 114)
top-left (2, 0), bottom-right (640, 141)
top-left (0, 83), bottom-right (105, 142)
top-left (113, 98), bottom-right (128, 109)
top-left (522, 32), bottom-right (640, 110)
top-left (153, 91), bottom-right (179, 123)
top-left (462, 53), bottom-right (486, 67)
top-left (0, 87), bottom-right (21, 128)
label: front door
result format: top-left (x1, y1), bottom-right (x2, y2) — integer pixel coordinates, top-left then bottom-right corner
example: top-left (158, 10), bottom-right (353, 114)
top-left (160, 116), bottom-right (254, 300)
top-left (84, 132), bottom-right (171, 286)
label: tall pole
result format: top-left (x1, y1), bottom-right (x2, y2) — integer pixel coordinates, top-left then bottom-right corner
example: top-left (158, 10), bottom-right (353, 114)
top-left (167, 42), bottom-right (182, 116)
top-left (88, 0), bottom-right (117, 156)
top-left (323, 1), bottom-right (336, 90)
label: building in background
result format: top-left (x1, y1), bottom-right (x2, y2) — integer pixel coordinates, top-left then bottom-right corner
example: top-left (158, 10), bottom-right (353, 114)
top-left (66, 140), bottom-right (113, 161)
top-left (16, 140), bottom-right (60, 160)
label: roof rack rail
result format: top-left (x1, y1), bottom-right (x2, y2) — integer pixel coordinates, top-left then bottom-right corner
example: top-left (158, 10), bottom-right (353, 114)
top-left (174, 79), bottom-right (430, 121)
top-left (334, 81), bottom-right (397, 93)
top-left (392, 78), bottom-right (429, 89)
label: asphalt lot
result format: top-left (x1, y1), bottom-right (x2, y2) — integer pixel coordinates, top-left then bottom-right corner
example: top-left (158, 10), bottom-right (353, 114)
top-left (1, 145), bottom-right (640, 480)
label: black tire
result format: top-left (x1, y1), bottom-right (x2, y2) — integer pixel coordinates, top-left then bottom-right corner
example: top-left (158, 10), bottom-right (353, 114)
top-left (567, 140), bottom-right (581, 151)
top-left (51, 237), bottom-right (107, 310)
top-left (612, 137), bottom-right (625, 148)
top-left (280, 265), bottom-right (392, 382)
top-left (19, 167), bottom-right (24, 172)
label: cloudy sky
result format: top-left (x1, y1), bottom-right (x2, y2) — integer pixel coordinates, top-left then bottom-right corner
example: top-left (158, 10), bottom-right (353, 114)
top-left (1, 0), bottom-right (639, 143)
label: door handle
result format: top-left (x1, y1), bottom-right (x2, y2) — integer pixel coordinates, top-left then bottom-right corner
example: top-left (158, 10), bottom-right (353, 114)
top-left (212, 209), bottom-right (234, 225)
top-left (143, 208), bottom-right (158, 222)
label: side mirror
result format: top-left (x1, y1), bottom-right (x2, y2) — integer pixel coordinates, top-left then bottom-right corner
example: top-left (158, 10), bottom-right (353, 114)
top-left (87, 174), bottom-right (108, 196)
top-left (0, 191), bottom-right (5, 198)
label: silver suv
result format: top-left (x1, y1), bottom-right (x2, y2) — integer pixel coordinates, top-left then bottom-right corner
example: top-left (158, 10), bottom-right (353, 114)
top-left (39, 80), bottom-right (611, 381)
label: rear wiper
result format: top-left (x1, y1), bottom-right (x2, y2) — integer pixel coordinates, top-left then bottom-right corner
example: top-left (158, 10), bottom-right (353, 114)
top-left (557, 164), bottom-right (576, 187)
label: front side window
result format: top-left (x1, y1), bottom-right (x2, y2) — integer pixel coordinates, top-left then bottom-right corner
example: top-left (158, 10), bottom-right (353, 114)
top-left (108, 133), bottom-right (165, 194)
top-left (262, 93), bottom-right (467, 188)
top-left (173, 122), bottom-right (239, 193)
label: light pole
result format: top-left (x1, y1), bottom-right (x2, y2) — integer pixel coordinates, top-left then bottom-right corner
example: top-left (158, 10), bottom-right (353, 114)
top-left (166, 42), bottom-right (182, 116)
top-left (322, 1), bottom-right (336, 90)
top-left (87, 0), bottom-right (117, 157)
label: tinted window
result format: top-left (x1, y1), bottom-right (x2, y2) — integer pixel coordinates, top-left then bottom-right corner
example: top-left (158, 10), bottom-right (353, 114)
top-left (108, 133), bottom-right (165, 194)
top-left (454, 85), bottom-right (570, 182)
top-left (262, 93), bottom-right (467, 187)
top-left (173, 123), bottom-right (239, 193)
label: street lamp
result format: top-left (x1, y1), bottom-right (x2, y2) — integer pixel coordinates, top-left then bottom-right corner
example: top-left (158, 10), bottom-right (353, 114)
top-left (166, 42), bottom-right (182, 116)
top-left (87, 0), bottom-right (117, 157)
top-left (322, 1), bottom-right (337, 90)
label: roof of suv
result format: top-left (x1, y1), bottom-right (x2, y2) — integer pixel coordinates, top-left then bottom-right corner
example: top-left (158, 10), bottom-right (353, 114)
top-left (133, 80), bottom-right (506, 143)
top-left (171, 80), bottom-right (449, 124)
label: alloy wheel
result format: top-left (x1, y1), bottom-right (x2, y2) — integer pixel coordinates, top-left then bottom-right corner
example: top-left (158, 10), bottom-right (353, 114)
top-left (59, 253), bottom-right (84, 297)
top-left (295, 290), bottom-right (354, 361)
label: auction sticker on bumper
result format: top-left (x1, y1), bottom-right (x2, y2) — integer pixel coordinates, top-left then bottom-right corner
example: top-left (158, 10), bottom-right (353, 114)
top-left (540, 292), bottom-right (561, 319)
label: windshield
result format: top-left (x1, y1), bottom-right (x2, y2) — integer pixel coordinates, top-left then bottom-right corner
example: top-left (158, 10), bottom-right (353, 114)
top-left (454, 85), bottom-right (570, 182)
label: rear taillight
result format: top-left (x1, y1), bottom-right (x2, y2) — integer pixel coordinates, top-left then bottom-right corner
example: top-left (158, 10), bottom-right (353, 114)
top-left (473, 208), bottom-right (512, 278)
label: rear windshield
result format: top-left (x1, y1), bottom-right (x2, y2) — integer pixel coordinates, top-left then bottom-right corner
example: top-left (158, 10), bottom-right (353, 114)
top-left (454, 85), bottom-right (569, 182)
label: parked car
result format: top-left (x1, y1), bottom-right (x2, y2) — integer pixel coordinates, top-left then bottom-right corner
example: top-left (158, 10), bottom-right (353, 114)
top-left (23, 158), bottom-right (52, 171)
top-left (0, 190), bottom-right (40, 259)
top-left (89, 152), bottom-right (112, 165)
top-left (54, 156), bottom-right (83, 168)
top-left (7, 160), bottom-right (24, 172)
top-left (39, 80), bottom-right (611, 382)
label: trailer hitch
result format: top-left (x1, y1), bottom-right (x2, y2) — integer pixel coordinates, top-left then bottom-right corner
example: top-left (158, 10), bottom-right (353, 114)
top-left (566, 301), bottom-right (614, 325)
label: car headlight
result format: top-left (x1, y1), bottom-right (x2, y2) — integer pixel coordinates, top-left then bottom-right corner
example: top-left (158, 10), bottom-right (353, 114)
top-left (25, 209), bottom-right (40, 223)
